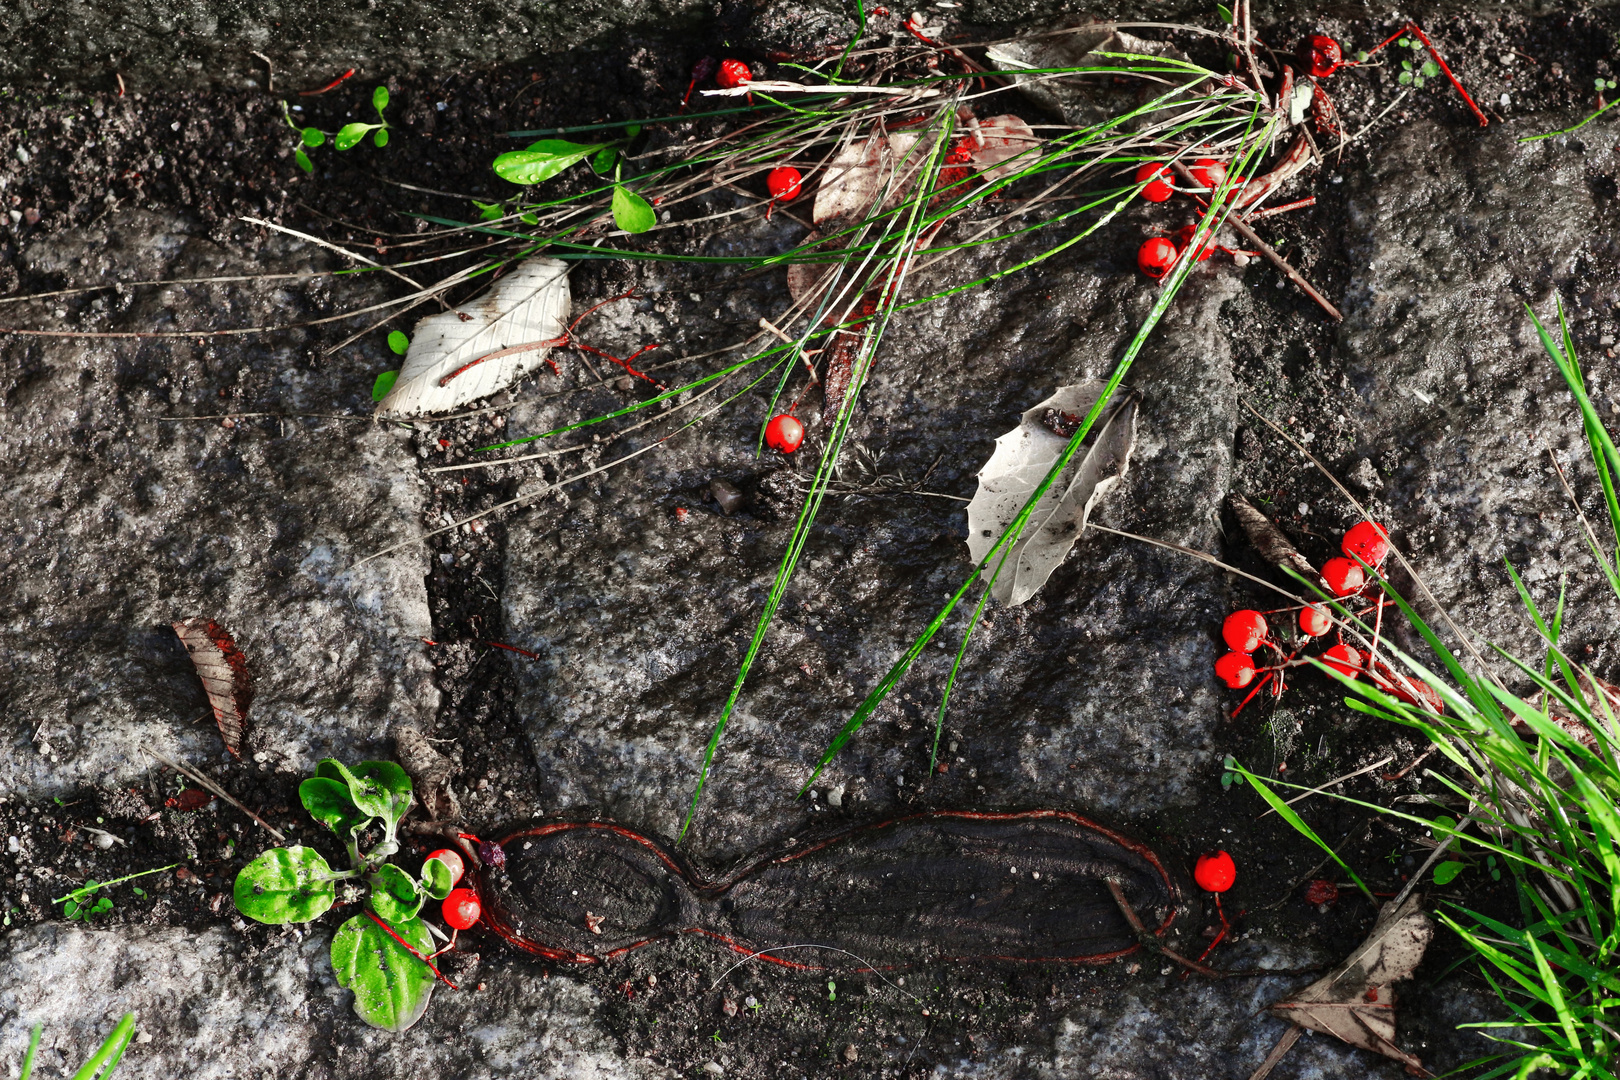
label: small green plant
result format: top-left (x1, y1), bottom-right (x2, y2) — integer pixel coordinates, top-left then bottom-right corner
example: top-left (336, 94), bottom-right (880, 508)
top-left (233, 759), bottom-right (454, 1031)
top-left (489, 125), bottom-right (652, 232)
top-left (17, 1013), bottom-right (135, 1080)
top-left (53, 864), bottom-right (179, 924)
top-left (283, 86), bottom-right (392, 175)
top-left (1395, 39), bottom-right (1441, 88)
top-left (1219, 753), bottom-right (1246, 790)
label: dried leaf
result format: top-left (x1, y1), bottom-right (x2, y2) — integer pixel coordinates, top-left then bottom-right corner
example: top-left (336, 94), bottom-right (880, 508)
top-left (968, 115), bottom-right (1041, 182)
top-left (172, 617), bottom-right (252, 756)
top-left (393, 726), bottom-right (459, 822)
top-left (966, 382), bottom-right (1139, 606)
top-left (1267, 894), bottom-right (1433, 1071)
top-left (811, 128), bottom-right (937, 229)
top-left (1227, 493), bottom-right (1323, 585)
top-left (985, 30), bottom-right (1194, 127)
top-left (375, 258), bottom-right (570, 417)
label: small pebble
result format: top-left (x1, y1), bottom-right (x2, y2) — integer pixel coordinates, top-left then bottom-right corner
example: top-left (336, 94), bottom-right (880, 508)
top-left (22, 207), bottom-right (39, 225)
top-left (827, 784), bottom-right (844, 808)
top-left (703, 1063), bottom-right (724, 1077)
top-left (709, 478), bottom-right (745, 515)
top-left (842, 1044), bottom-right (858, 1063)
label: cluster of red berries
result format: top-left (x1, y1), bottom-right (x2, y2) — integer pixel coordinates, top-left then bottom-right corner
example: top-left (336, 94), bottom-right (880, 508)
top-left (426, 848), bottom-right (482, 930)
top-left (1212, 520), bottom-right (1441, 713)
top-left (1133, 157), bottom-right (1244, 279)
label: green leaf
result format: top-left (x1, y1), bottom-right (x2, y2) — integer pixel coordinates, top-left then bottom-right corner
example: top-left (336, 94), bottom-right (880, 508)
top-left (1398, 71), bottom-right (1413, 85)
top-left (69, 1013), bottom-right (136, 1080)
top-left (1420, 59), bottom-right (1439, 78)
top-left (519, 211), bottom-right (538, 225)
top-left (474, 200), bottom-right (504, 221)
top-left (373, 128), bottom-right (389, 148)
top-left (1355, 50), bottom-right (1369, 62)
top-left (491, 138), bottom-right (603, 185)
top-left (1413, 77), bottom-right (1426, 88)
top-left (233, 845), bottom-right (336, 924)
top-left (1215, 3), bottom-right (1232, 22)
top-left (1432, 860), bottom-right (1467, 885)
top-left (421, 855), bottom-right (454, 900)
top-left (625, 123), bottom-right (642, 138)
top-left (387, 330), bottom-right (410, 355)
top-left (590, 146), bottom-right (619, 175)
top-left (1235, 762), bottom-right (1376, 902)
top-left (295, 148), bottom-right (314, 174)
top-left (371, 369), bottom-right (400, 401)
top-left (330, 913), bottom-right (436, 1031)
top-left (1401, 59), bottom-right (1413, 71)
top-left (368, 863), bottom-right (424, 922)
top-left (334, 123), bottom-right (371, 151)
top-left (350, 760), bottom-right (414, 830)
top-left (91, 897), bottom-right (113, 915)
top-left (612, 185), bottom-right (656, 233)
top-left (373, 85), bottom-right (390, 112)
top-left (299, 776), bottom-right (371, 838)
top-left (64, 899), bottom-right (80, 919)
top-left (301, 127), bottom-right (326, 148)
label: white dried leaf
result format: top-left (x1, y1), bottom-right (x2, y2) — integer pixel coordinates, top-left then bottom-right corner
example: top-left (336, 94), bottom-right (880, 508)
top-left (812, 128), bottom-right (940, 229)
top-left (968, 115), bottom-right (1041, 182)
top-left (375, 258), bottom-right (570, 417)
top-left (1267, 894), bottom-right (1433, 1070)
top-left (965, 382), bottom-right (1138, 606)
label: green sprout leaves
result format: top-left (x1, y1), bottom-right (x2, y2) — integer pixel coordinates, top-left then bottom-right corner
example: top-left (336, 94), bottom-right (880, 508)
top-left (493, 138), bottom-right (604, 185)
top-left (1431, 860), bottom-right (1467, 886)
top-left (335, 124), bottom-right (372, 151)
top-left (612, 185), bottom-right (656, 233)
top-left (372, 370), bottom-right (400, 401)
top-left (285, 86), bottom-right (392, 174)
top-left (233, 845), bottom-right (337, 924)
top-left (1219, 754), bottom-right (1246, 790)
top-left (300, 775), bottom-right (372, 838)
top-left (590, 146), bottom-right (619, 175)
top-left (420, 855), bottom-right (455, 900)
top-left (301, 128), bottom-right (327, 148)
top-left (1398, 57), bottom-right (1439, 88)
top-left (63, 893), bottom-right (113, 922)
top-left (387, 330), bottom-right (410, 355)
top-left (331, 914), bottom-right (436, 1032)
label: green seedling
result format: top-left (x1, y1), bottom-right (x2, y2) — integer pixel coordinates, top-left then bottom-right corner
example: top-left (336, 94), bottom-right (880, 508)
top-left (284, 86), bottom-right (392, 175)
top-left (1431, 860), bottom-right (1467, 885)
top-left (53, 863), bottom-right (180, 924)
top-left (1219, 754), bottom-right (1246, 790)
top-left (1397, 48), bottom-right (1441, 89)
top-left (489, 124), bottom-right (651, 231)
top-left (233, 759), bottom-right (453, 1031)
top-left (17, 1013), bottom-right (136, 1080)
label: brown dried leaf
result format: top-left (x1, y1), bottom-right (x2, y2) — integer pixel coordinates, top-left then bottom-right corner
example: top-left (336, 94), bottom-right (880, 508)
top-left (1267, 894), bottom-right (1433, 1072)
top-left (1227, 493), bottom-right (1322, 585)
top-left (968, 115), bottom-right (1041, 183)
top-left (172, 617), bottom-right (252, 757)
top-left (393, 725), bottom-right (460, 822)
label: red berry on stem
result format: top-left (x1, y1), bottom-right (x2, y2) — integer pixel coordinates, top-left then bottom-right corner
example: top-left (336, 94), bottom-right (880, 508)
top-left (1215, 651), bottom-right (1257, 689)
top-left (1137, 236), bottom-right (1178, 279)
top-left (765, 414), bottom-right (804, 453)
top-left (443, 888), bottom-right (481, 930)
top-left (716, 59), bottom-right (752, 89)
top-left (1135, 162), bottom-right (1173, 202)
top-left (1321, 556), bottom-right (1365, 596)
top-left (1308, 35), bottom-right (1344, 78)
top-left (766, 166), bottom-right (802, 201)
top-left (1298, 604), bottom-right (1331, 638)
top-left (1194, 851), bottom-right (1236, 893)
top-left (1341, 521), bottom-right (1390, 567)
top-left (426, 848), bottom-right (465, 887)
top-left (1222, 610), bottom-right (1268, 653)
top-left (1175, 223), bottom-right (1215, 262)
top-left (1322, 643), bottom-right (1362, 679)
top-left (1190, 157), bottom-right (1227, 189)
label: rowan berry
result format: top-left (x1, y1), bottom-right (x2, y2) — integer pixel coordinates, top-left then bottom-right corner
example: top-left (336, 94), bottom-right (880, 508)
top-left (1322, 643), bottom-right (1362, 679)
top-left (1221, 609), bottom-right (1267, 653)
top-left (766, 166), bottom-right (802, 201)
top-left (1137, 236), bottom-right (1178, 279)
top-left (1134, 162), bottom-right (1173, 202)
top-left (1215, 651), bottom-right (1258, 689)
top-left (1307, 35), bottom-right (1344, 78)
top-left (765, 414), bottom-right (804, 453)
top-left (1298, 604), bottom-right (1331, 637)
top-left (443, 888), bottom-right (482, 930)
top-left (1321, 556), bottom-right (1365, 596)
top-left (1190, 157), bottom-right (1227, 189)
top-left (716, 59), bottom-right (752, 89)
top-left (1194, 850), bottom-right (1236, 892)
top-left (1175, 223), bottom-right (1215, 262)
top-left (426, 848), bottom-right (465, 887)
top-left (1341, 521), bottom-right (1390, 567)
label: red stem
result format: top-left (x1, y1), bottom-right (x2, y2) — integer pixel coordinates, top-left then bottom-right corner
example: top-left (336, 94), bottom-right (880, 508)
top-left (300, 68), bottom-right (356, 96)
top-left (1360, 23), bottom-right (1487, 127)
top-left (485, 641), bottom-right (540, 659)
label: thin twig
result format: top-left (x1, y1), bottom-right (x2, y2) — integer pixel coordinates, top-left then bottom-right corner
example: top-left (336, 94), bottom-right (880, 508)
top-left (145, 747), bottom-right (286, 842)
top-left (1257, 755), bottom-right (1394, 819)
top-left (1246, 1024), bottom-right (1303, 1080)
top-left (1104, 878), bottom-right (1223, 978)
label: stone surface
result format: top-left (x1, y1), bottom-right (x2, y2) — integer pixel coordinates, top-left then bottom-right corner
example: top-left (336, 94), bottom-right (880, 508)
top-left (0, 211), bottom-right (437, 798)
top-left (0, 923), bottom-right (656, 1080)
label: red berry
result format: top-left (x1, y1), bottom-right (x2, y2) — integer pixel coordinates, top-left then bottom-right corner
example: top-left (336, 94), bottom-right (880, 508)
top-left (1308, 35), bottom-right (1344, 78)
top-left (442, 888), bottom-right (481, 930)
top-left (1175, 223), bottom-right (1215, 262)
top-left (1190, 157), bottom-right (1227, 189)
top-left (1298, 605), bottom-right (1331, 638)
top-left (1302, 878), bottom-right (1339, 906)
top-left (1321, 556), bottom-right (1365, 596)
top-left (766, 166), bottom-right (802, 201)
top-left (1194, 850), bottom-right (1236, 893)
top-left (716, 59), bottom-right (752, 89)
top-left (765, 414), bottom-right (804, 453)
top-left (1322, 643), bottom-right (1362, 679)
top-left (1214, 651), bottom-right (1257, 689)
top-left (426, 848), bottom-right (465, 887)
top-left (1137, 236), bottom-right (1178, 279)
top-left (1341, 521), bottom-right (1390, 567)
top-left (1134, 162), bottom-right (1173, 202)
top-left (1221, 610), bottom-right (1267, 653)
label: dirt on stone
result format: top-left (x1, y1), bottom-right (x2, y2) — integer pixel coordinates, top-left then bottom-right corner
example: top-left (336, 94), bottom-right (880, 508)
top-left (1, 7), bottom-right (1618, 1079)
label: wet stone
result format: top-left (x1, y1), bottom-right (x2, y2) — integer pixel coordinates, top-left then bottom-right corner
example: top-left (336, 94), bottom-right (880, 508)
top-left (0, 211), bottom-right (436, 798)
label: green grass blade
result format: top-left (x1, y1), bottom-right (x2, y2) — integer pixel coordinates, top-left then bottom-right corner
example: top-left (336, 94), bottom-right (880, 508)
top-left (1233, 761), bottom-right (1375, 902)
